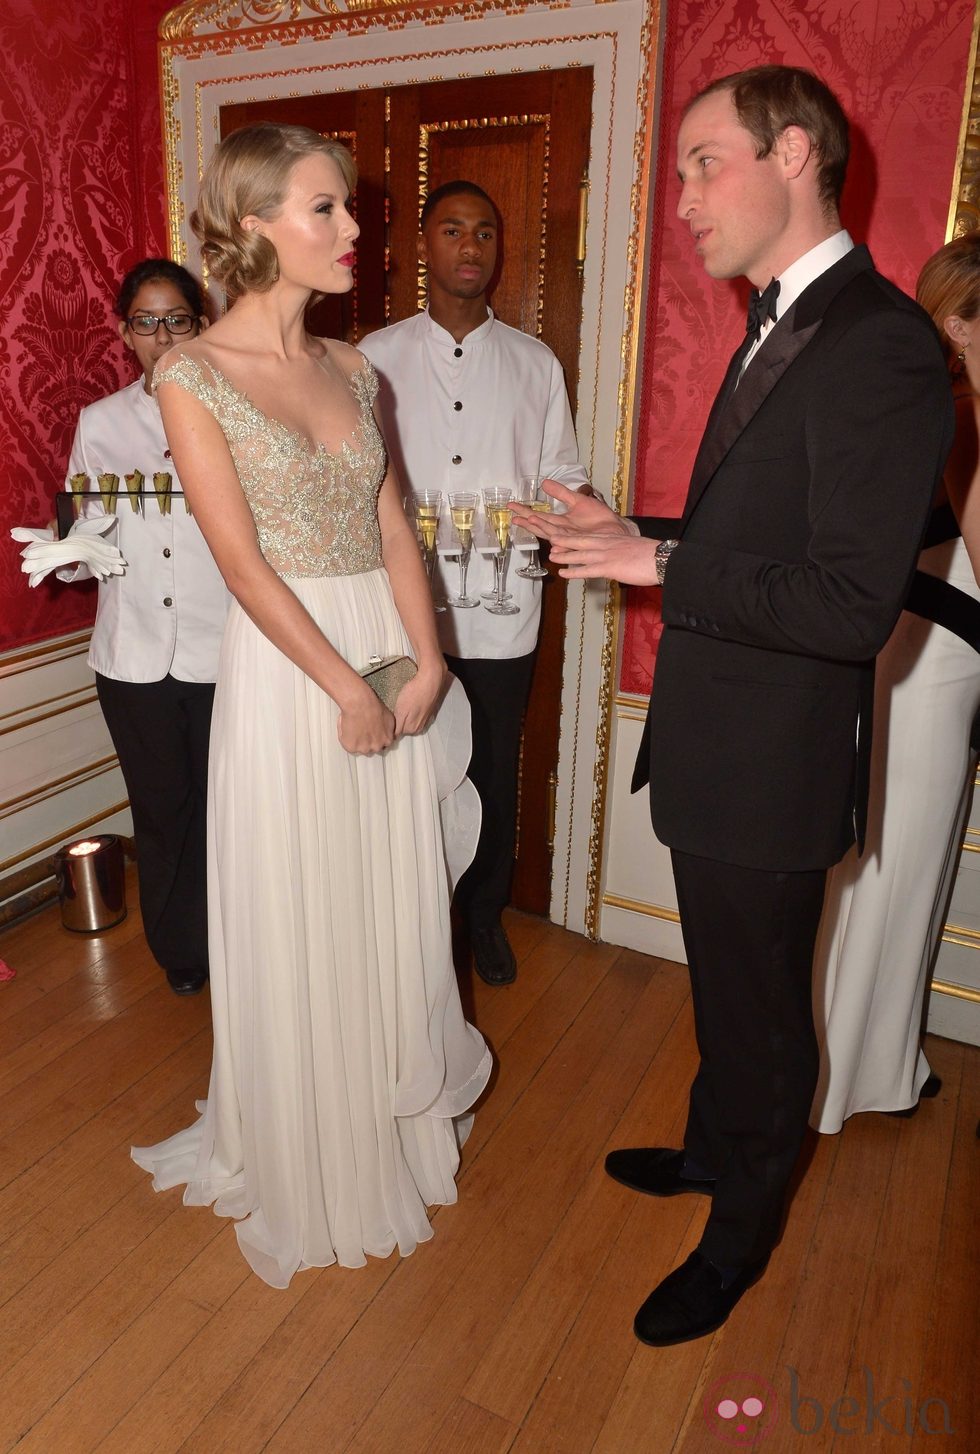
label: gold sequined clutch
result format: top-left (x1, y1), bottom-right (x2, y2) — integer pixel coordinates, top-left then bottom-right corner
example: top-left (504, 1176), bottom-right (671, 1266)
top-left (358, 654), bottom-right (417, 710)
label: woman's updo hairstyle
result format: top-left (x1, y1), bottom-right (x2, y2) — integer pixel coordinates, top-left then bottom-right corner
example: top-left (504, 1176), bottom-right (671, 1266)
top-left (916, 230), bottom-right (980, 371)
top-left (191, 122), bottom-right (356, 300)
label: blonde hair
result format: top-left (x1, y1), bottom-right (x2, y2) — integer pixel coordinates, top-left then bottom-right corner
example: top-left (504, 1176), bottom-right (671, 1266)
top-left (916, 231), bottom-right (980, 369)
top-left (192, 122), bottom-right (356, 299)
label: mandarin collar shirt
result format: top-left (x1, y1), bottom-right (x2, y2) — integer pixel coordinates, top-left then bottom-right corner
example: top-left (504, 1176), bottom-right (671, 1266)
top-left (65, 377), bottom-right (229, 682)
top-left (359, 308), bottom-right (589, 659)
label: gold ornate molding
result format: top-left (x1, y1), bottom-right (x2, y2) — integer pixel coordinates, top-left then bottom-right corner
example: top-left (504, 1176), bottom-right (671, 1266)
top-left (583, 0), bottom-right (660, 938)
top-left (161, 0), bottom-right (544, 42)
top-left (946, 2), bottom-right (980, 238)
top-left (162, 2), bottom-right (349, 41)
top-left (159, 14), bottom-right (616, 265)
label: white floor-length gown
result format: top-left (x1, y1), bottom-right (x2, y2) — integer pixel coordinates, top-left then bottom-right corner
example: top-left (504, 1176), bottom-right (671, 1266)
top-left (132, 353), bottom-right (491, 1287)
top-left (811, 535), bottom-right (980, 1132)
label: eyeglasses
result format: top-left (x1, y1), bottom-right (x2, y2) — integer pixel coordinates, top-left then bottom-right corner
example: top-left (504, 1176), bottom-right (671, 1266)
top-left (126, 312), bottom-right (197, 336)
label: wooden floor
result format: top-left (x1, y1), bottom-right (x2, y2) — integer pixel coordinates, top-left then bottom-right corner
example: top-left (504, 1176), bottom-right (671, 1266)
top-left (0, 877), bottom-right (976, 1454)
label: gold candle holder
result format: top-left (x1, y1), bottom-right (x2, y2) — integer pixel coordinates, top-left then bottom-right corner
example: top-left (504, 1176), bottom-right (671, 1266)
top-left (152, 471), bottom-right (172, 517)
top-left (97, 472), bottom-right (119, 513)
top-left (125, 469), bottom-right (143, 514)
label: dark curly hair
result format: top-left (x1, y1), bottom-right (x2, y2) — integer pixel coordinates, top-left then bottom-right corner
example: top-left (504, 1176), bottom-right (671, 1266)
top-left (419, 180), bottom-right (497, 230)
top-left (115, 258), bottom-right (206, 321)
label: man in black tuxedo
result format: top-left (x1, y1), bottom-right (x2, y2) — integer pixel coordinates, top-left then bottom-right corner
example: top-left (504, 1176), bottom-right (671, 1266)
top-left (512, 65), bottom-right (954, 1345)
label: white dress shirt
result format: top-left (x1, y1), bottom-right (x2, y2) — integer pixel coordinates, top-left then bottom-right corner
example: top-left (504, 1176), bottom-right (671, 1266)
top-left (359, 309), bottom-right (589, 659)
top-left (742, 229), bottom-right (855, 373)
top-left (65, 377), bottom-right (229, 682)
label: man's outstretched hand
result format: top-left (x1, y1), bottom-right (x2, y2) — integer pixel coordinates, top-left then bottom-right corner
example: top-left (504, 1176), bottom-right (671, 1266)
top-left (510, 480), bottom-right (661, 584)
top-left (510, 479), bottom-right (626, 538)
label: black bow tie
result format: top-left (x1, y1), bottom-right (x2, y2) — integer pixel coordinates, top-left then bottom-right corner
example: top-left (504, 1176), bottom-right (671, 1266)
top-left (746, 278), bottom-right (780, 339)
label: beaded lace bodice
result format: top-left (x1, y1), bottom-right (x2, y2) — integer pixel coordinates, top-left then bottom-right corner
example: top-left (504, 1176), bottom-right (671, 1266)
top-left (153, 352), bottom-right (386, 578)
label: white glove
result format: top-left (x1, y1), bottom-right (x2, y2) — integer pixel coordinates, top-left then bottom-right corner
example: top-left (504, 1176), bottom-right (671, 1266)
top-left (10, 524), bottom-right (55, 545)
top-left (11, 515), bottom-right (126, 587)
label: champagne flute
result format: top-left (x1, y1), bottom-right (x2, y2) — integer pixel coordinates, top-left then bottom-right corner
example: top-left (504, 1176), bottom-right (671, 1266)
top-left (515, 474), bottom-right (551, 579)
top-left (479, 492), bottom-right (512, 601)
top-left (482, 486), bottom-right (520, 616)
top-left (446, 490), bottom-right (480, 608)
top-left (409, 488), bottom-right (445, 608)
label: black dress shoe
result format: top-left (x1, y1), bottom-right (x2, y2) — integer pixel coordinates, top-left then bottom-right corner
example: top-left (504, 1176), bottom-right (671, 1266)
top-left (886, 1072), bottom-right (943, 1118)
top-left (605, 1147), bottom-right (716, 1197)
top-left (166, 967), bottom-right (208, 996)
top-left (634, 1249), bottom-right (769, 1346)
top-left (470, 922), bottom-right (517, 985)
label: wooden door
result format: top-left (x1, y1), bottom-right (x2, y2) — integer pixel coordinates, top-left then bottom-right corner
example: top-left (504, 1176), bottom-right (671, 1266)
top-left (219, 68), bottom-right (593, 916)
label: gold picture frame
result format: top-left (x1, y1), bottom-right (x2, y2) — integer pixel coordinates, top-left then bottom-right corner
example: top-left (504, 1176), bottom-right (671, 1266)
top-left (947, 2), bottom-right (980, 239)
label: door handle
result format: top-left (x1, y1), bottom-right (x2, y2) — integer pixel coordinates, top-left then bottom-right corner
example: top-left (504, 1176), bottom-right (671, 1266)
top-left (576, 171), bottom-right (590, 276)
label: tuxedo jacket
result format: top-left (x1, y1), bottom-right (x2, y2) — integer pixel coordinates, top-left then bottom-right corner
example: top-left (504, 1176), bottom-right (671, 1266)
top-left (632, 246), bottom-right (954, 872)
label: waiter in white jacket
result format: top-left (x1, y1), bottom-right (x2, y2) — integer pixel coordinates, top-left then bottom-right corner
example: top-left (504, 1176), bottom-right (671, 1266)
top-left (60, 260), bottom-right (229, 995)
top-left (360, 182), bottom-right (589, 984)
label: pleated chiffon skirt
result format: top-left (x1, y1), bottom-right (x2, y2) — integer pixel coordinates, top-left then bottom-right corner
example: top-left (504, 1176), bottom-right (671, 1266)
top-left (811, 538), bottom-right (980, 1132)
top-left (133, 568), bottom-right (491, 1287)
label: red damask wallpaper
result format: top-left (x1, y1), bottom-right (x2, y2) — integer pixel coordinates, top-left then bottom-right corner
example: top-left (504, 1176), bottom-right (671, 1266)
top-left (0, 0), bottom-right (171, 653)
top-left (623, 0), bottom-right (977, 695)
top-left (1, 1), bottom-right (975, 663)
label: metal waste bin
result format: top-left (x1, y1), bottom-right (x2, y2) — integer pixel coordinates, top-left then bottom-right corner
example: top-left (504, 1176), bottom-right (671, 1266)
top-left (56, 834), bottom-right (127, 933)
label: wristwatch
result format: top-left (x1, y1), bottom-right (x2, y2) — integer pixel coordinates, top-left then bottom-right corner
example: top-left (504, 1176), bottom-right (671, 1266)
top-left (655, 538), bottom-right (680, 585)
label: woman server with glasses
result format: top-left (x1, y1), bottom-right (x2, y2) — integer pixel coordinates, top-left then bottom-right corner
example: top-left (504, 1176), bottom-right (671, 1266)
top-left (61, 259), bottom-right (229, 995)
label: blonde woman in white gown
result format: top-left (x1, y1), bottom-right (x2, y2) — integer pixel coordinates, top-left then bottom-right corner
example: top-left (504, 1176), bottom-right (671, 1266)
top-left (131, 123), bottom-right (490, 1286)
top-left (812, 232), bottom-right (980, 1132)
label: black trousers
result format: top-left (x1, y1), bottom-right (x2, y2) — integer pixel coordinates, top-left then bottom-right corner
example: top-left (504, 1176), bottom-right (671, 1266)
top-left (670, 848), bottom-right (828, 1267)
top-left (96, 673), bottom-right (214, 977)
top-left (445, 651), bottom-right (536, 928)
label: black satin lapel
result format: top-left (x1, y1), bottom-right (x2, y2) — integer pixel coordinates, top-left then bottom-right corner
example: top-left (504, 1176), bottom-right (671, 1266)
top-left (724, 316), bottom-right (821, 441)
top-left (681, 336), bottom-right (751, 505)
top-left (682, 312), bottom-right (822, 526)
top-left (712, 332), bottom-right (754, 418)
